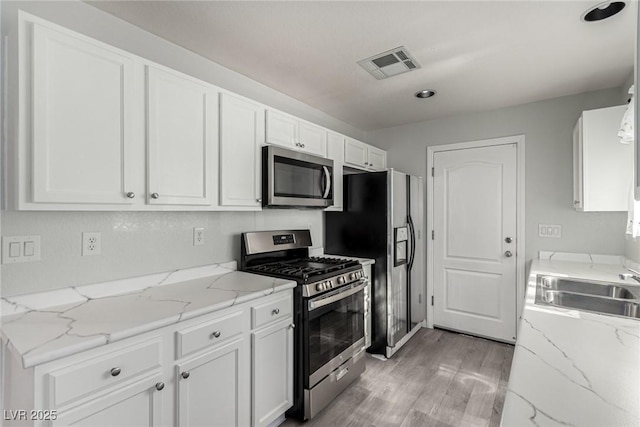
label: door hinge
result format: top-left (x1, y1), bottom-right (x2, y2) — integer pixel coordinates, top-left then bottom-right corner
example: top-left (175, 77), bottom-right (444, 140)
top-left (431, 295), bottom-right (434, 306)
top-left (431, 230), bottom-right (434, 240)
top-left (431, 167), bottom-right (434, 177)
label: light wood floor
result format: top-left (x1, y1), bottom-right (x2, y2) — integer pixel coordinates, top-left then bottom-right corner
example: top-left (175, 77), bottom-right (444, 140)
top-left (282, 328), bottom-right (514, 427)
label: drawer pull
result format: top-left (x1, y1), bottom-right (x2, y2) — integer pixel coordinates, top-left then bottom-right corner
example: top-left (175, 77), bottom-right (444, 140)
top-left (110, 367), bottom-right (121, 377)
top-left (155, 382), bottom-right (165, 391)
top-left (181, 371), bottom-right (190, 379)
top-left (211, 331), bottom-right (221, 339)
top-left (272, 308), bottom-right (280, 316)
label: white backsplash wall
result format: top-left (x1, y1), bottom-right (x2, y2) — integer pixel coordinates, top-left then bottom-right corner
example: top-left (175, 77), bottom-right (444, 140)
top-left (1, 210), bottom-right (323, 297)
top-left (367, 87), bottom-right (628, 264)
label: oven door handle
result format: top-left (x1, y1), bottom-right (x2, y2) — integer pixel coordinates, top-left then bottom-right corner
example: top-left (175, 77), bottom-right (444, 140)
top-left (308, 281), bottom-right (366, 311)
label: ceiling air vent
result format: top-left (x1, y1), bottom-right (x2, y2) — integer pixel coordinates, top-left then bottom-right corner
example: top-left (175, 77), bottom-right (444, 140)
top-left (357, 46), bottom-right (421, 80)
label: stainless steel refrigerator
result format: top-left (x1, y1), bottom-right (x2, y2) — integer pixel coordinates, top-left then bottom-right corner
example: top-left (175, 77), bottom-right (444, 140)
top-left (324, 170), bottom-right (425, 357)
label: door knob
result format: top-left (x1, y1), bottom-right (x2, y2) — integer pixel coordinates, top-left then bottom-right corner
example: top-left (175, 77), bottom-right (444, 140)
top-left (505, 237), bottom-right (513, 243)
top-left (505, 250), bottom-right (513, 258)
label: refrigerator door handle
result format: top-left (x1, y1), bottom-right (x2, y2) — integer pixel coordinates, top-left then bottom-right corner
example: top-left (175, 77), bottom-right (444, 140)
top-left (407, 214), bottom-right (416, 271)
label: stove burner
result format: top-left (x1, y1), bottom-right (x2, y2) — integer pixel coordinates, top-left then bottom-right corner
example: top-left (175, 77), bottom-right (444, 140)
top-left (247, 257), bottom-right (359, 281)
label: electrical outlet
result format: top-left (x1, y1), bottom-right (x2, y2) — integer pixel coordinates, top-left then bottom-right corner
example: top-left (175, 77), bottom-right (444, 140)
top-left (193, 227), bottom-right (205, 246)
top-left (82, 232), bottom-right (101, 256)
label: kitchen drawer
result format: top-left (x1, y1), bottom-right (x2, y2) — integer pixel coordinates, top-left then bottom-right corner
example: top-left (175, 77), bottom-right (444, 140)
top-left (47, 338), bottom-right (161, 408)
top-left (251, 292), bottom-right (292, 330)
top-left (176, 310), bottom-right (244, 358)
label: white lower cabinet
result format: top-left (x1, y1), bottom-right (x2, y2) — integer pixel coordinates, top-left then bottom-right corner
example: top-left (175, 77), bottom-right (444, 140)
top-left (2, 290), bottom-right (293, 427)
top-left (251, 319), bottom-right (294, 427)
top-left (176, 338), bottom-right (249, 427)
top-left (53, 372), bottom-right (164, 427)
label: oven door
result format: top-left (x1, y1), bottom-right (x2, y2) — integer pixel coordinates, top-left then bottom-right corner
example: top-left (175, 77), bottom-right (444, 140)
top-left (305, 281), bottom-right (366, 387)
top-left (263, 145), bottom-right (333, 208)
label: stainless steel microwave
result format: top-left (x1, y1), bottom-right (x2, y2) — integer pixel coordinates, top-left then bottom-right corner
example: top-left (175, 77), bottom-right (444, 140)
top-left (262, 146), bottom-right (334, 208)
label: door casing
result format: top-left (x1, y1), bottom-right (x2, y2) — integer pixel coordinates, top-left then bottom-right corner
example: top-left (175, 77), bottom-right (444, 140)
top-left (426, 135), bottom-right (526, 339)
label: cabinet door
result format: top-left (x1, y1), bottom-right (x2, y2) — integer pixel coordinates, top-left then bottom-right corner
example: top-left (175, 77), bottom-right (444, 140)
top-left (298, 122), bottom-right (327, 157)
top-left (176, 338), bottom-right (249, 427)
top-left (219, 93), bottom-right (264, 207)
top-left (581, 105), bottom-right (631, 211)
top-left (53, 373), bottom-right (163, 427)
top-left (252, 319), bottom-right (293, 427)
top-left (265, 110), bottom-right (297, 149)
top-left (573, 118), bottom-right (584, 210)
top-left (367, 146), bottom-right (387, 171)
top-left (146, 65), bottom-right (216, 206)
top-left (31, 22), bottom-right (136, 205)
top-left (344, 138), bottom-right (368, 169)
top-left (326, 132), bottom-right (344, 211)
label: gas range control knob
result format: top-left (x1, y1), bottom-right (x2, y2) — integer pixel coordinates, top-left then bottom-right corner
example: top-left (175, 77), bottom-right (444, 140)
top-left (337, 277), bottom-right (346, 285)
top-left (328, 280), bottom-right (333, 288)
top-left (316, 283), bottom-right (324, 292)
top-left (349, 273), bottom-right (356, 280)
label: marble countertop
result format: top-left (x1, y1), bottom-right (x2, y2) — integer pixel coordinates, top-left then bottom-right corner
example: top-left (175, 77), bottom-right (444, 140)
top-left (0, 262), bottom-right (295, 369)
top-left (501, 256), bottom-right (640, 426)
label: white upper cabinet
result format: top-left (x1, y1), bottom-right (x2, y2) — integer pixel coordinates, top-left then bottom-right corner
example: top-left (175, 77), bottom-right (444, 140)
top-left (219, 93), bottom-right (264, 208)
top-left (573, 105), bottom-right (631, 212)
top-left (344, 137), bottom-right (387, 171)
top-left (265, 110), bottom-right (327, 157)
top-left (146, 65), bottom-right (217, 206)
top-left (367, 146), bottom-right (387, 170)
top-left (30, 20), bottom-right (137, 205)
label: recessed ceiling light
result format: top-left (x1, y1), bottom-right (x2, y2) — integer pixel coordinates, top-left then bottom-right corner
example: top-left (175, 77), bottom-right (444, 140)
top-left (581, 1), bottom-right (626, 22)
top-left (415, 89), bottom-right (436, 99)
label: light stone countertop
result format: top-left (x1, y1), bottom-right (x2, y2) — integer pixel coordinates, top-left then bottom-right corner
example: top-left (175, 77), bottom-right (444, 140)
top-left (0, 262), bottom-right (295, 369)
top-left (501, 256), bottom-right (640, 426)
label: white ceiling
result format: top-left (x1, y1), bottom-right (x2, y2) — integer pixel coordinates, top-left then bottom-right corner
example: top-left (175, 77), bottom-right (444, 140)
top-left (88, 1), bottom-right (636, 132)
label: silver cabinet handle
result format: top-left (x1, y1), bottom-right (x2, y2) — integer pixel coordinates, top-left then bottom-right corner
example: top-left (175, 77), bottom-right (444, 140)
top-left (211, 331), bottom-right (221, 338)
top-left (505, 250), bottom-right (513, 258)
top-left (155, 382), bottom-right (165, 391)
top-left (256, 198), bottom-right (262, 203)
top-left (271, 308), bottom-right (280, 316)
top-left (573, 200), bottom-right (580, 205)
top-left (288, 323), bottom-right (295, 329)
top-left (126, 192), bottom-right (135, 199)
top-left (301, 143), bottom-right (305, 148)
top-left (110, 367), bottom-right (121, 377)
top-left (505, 237), bottom-right (513, 243)
top-left (151, 193), bottom-right (159, 199)
top-left (181, 371), bottom-right (190, 379)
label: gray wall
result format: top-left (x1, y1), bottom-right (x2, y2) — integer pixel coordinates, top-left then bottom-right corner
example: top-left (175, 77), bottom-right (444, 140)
top-left (366, 88), bottom-right (629, 266)
top-left (0, 1), bottom-right (349, 297)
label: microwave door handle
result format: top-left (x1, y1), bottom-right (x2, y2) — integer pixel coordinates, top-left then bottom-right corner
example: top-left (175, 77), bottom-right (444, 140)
top-left (322, 166), bottom-right (331, 199)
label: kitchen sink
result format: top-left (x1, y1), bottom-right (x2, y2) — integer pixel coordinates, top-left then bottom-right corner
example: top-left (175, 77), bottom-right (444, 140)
top-left (538, 276), bottom-right (639, 299)
top-left (535, 275), bottom-right (640, 319)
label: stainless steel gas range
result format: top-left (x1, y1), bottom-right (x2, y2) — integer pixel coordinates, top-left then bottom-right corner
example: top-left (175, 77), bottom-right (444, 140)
top-left (241, 229), bottom-right (366, 421)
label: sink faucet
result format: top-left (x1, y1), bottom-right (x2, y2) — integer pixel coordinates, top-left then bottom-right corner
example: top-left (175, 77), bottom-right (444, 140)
top-left (619, 267), bottom-right (640, 283)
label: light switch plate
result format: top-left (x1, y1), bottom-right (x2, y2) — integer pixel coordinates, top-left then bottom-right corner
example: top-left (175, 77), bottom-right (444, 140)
top-left (538, 224), bottom-right (562, 238)
top-left (2, 236), bottom-right (41, 264)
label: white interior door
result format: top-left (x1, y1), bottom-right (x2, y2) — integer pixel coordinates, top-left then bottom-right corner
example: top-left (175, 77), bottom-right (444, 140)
top-left (433, 143), bottom-right (517, 342)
